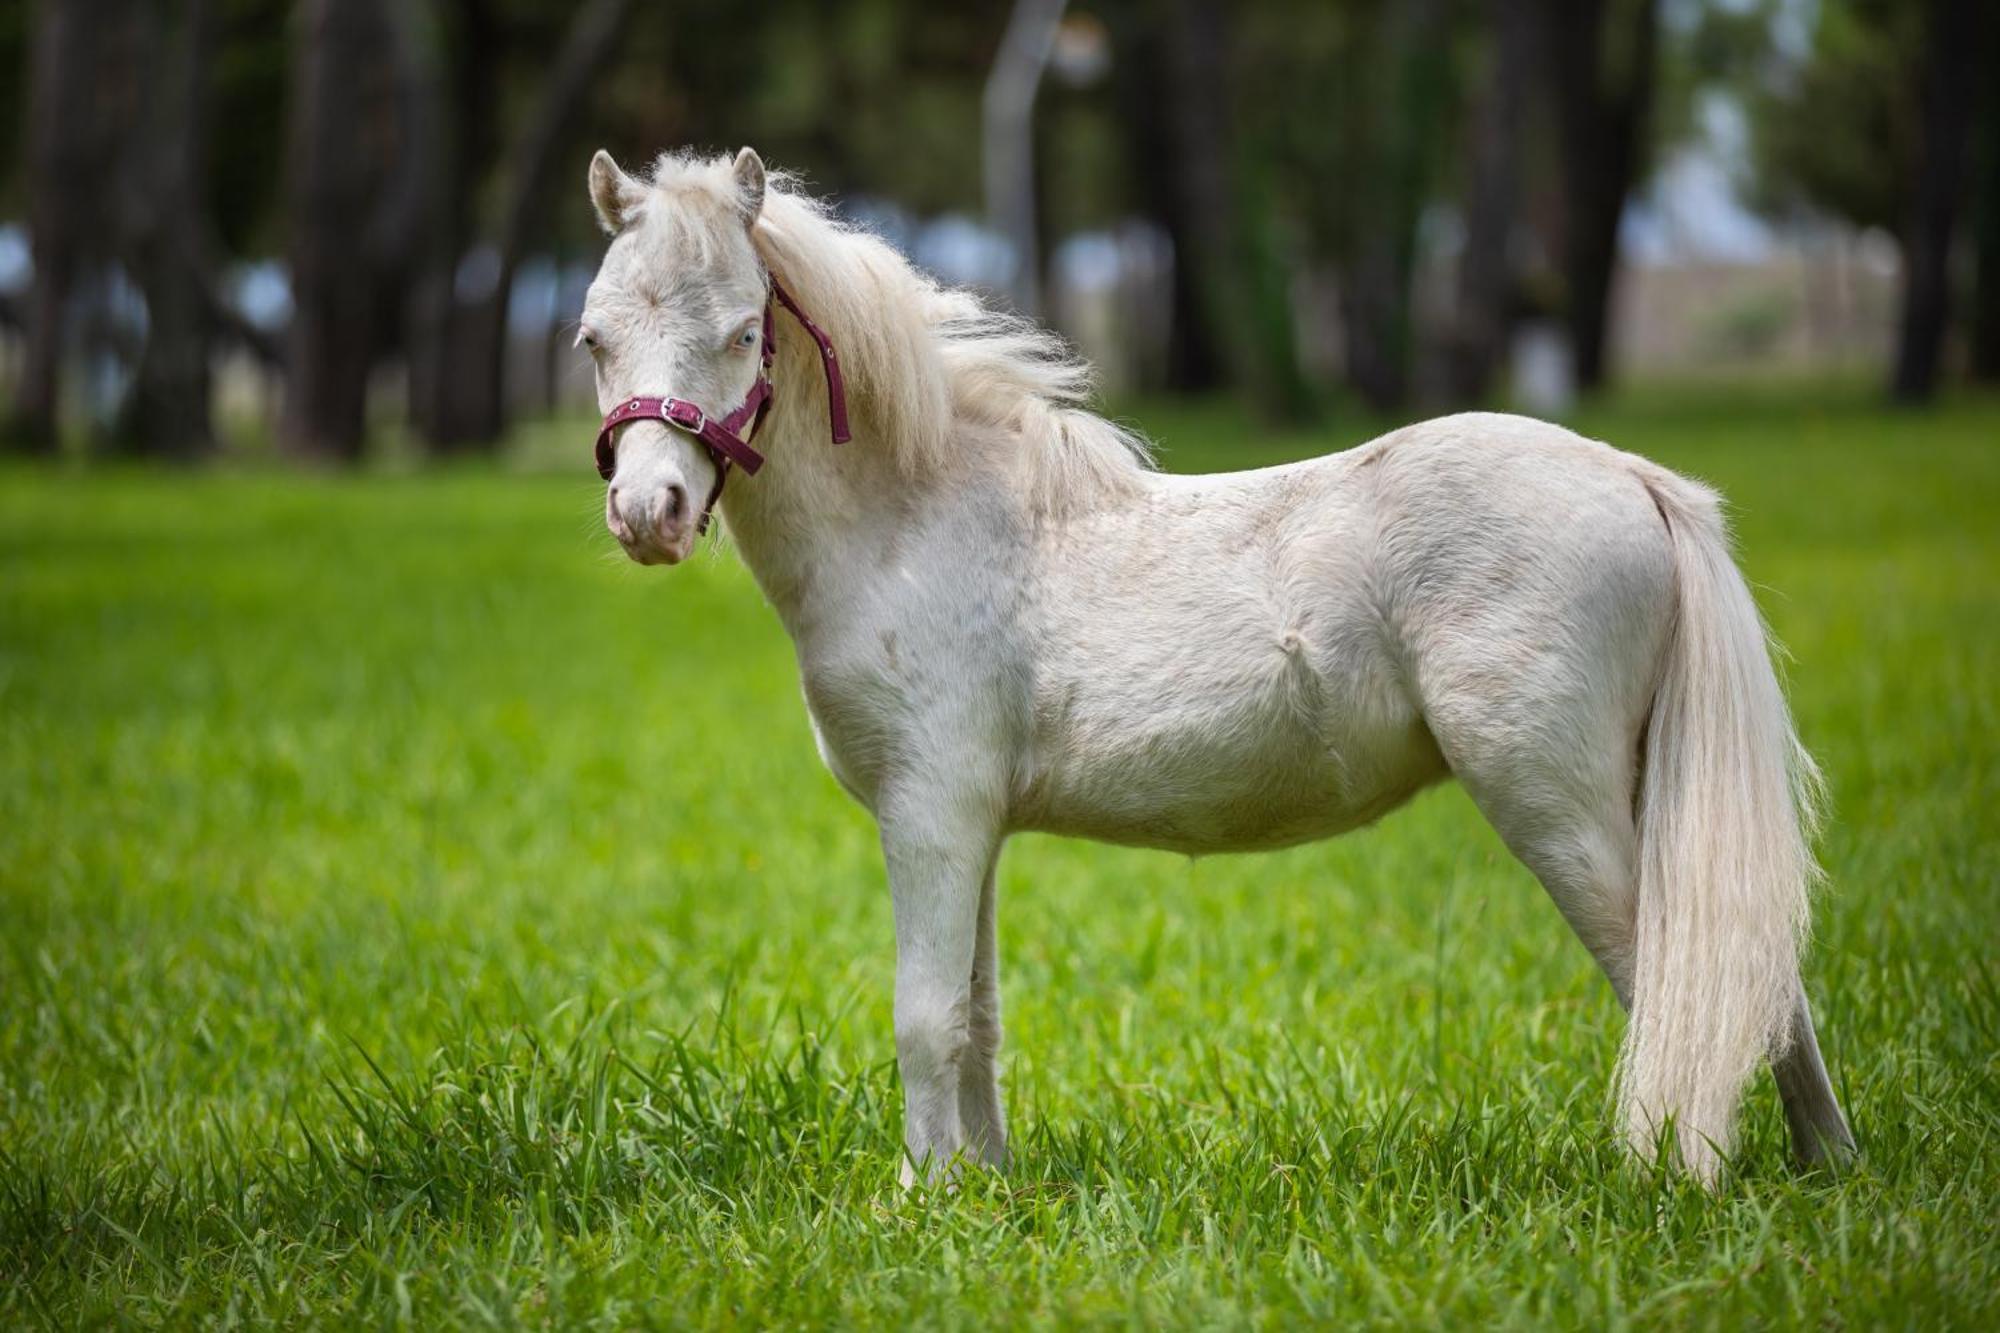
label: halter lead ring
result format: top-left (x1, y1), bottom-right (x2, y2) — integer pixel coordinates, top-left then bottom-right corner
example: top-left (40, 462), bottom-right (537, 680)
top-left (593, 276), bottom-right (851, 533)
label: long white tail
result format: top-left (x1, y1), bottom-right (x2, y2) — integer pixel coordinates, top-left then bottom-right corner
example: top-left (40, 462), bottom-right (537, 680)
top-left (1626, 470), bottom-right (1825, 1180)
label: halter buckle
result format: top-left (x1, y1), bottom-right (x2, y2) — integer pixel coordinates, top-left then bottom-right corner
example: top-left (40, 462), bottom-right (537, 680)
top-left (665, 399), bottom-right (706, 433)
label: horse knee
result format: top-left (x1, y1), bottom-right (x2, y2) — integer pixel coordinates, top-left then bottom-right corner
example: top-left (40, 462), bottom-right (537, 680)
top-left (967, 1018), bottom-right (1001, 1059)
top-left (894, 992), bottom-right (970, 1084)
top-left (965, 990), bottom-right (1002, 1059)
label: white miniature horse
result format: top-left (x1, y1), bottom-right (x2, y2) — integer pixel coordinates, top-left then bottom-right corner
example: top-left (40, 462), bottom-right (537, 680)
top-left (580, 147), bottom-right (1855, 1185)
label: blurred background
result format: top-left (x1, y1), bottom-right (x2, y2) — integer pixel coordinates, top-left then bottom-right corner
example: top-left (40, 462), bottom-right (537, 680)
top-left (0, 0), bottom-right (1993, 462)
top-left (3, 10), bottom-right (1999, 1322)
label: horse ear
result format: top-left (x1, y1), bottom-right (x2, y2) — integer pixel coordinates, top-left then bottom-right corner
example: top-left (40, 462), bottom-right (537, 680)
top-left (732, 147), bottom-right (766, 225)
top-left (589, 149), bottom-right (642, 235)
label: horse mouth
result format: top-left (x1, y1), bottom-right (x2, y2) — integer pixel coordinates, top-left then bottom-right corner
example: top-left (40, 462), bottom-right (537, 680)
top-left (618, 534), bottom-right (692, 566)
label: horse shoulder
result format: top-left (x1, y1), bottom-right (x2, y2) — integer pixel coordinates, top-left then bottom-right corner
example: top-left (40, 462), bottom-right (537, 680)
top-left (795, 495), bottom-right (1035, 815)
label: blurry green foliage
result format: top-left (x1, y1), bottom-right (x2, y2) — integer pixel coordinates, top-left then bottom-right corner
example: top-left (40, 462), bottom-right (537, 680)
top-left (1746, 0), bottom-right (1921, 229)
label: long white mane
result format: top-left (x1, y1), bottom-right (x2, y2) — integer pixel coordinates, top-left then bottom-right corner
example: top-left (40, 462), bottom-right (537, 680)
top-left (645, 152), bottom-right (1155, 512)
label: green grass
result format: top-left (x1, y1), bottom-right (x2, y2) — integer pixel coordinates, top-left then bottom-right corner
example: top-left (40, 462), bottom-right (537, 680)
top-left (3, 387), bottom-right (1997, 1328)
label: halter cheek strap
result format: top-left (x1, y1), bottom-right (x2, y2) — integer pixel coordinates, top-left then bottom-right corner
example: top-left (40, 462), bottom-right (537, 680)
top-left (592, 277), bottom-right (850, 533)
top-left (770, 279), bottom-right (850, 446)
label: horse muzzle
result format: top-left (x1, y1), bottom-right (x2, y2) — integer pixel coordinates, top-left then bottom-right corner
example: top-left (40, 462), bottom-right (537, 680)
top-left (606, 479), bottom-right (698, 565)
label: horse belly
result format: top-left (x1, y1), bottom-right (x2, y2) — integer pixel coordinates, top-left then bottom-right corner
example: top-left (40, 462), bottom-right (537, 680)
top-left (1017, 659), bottom-right (1447, 855)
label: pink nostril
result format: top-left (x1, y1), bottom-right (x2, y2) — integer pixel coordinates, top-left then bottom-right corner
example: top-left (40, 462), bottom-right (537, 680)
top-left (605, 486), bottom-right (633, 542)
top-left (663, 483), bottom-right (688, 525)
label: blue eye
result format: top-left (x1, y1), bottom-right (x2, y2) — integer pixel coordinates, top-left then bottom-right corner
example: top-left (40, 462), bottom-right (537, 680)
top-left (736, 327), bottom-right (759, 350)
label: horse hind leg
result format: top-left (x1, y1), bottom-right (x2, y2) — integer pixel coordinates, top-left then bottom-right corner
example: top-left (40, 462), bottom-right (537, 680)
top-left (1447, 750), bottom-right (1643, 1016)
top-left (956, 862), bottom-right (1009, 1167)
top-left (1438, 703), bottom-right (1853, 1173)
top-left (1418, 680), bottom-right (1653, 1139)
top-left (1774, 985), bottom-right (1857, 1165)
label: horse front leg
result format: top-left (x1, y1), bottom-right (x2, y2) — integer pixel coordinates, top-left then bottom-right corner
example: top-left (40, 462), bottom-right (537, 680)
top-left (880, 794), bottom-right (1003, 1186)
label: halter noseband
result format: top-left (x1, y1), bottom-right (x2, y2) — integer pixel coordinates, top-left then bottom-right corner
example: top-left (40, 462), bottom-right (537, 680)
top-left (593, 276), bottom-right (851, 533)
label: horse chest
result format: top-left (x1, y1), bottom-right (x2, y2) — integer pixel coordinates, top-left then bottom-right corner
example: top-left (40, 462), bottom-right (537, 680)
top-left (796, 616), bottom-right (1023, 812)
top-left (798, 653), bottom-right (899, 809)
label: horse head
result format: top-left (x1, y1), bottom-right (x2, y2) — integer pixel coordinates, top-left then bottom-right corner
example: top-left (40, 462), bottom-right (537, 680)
top-left (581, 147), bottom-right (772, 565)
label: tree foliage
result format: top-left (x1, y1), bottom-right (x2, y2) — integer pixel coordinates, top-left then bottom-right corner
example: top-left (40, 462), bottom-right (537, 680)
top-left (2, 0), bottom-right (1991, 457)
top-left (1747, 0), bottom-right (1920, 231)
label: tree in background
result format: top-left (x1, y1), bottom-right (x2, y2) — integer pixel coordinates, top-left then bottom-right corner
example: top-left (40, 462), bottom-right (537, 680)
top-left (8, 0), bottom-right (136, 453)
top-left (398, 0), bottom-right (994, 450)
top-left (1547, 0), bottom-right (1660, 395)
top-left (282, 0), bottom-right (408, 460)
top-left (1246, 0), bottom-right (1459, 413)
top-left (6, 0), bottom-right (284, 459)
top-left (1446, 0), bottom-right (1538, 406)
top-left (115, 0), bottom-right (219, 459)
top-left (4, 0), bottom-right (1651, 451)
top-left (25, 0), bottom-right (1994, 462)
top-left (1889, 0), bottom-right (1982, 403)
top-left (404, 0), bottom-right (633, 452)
top-left (1157, 0), bottom-right (1313, 419)
top-left (1748, 0), bottom-right (1992, 404)
top-left (1326, 0), bottom-right (1455, 412)
top-left (984, 0), bottom-right (1068, 318)
top-left (1103, 0), bottom-right (1224, 391)
top-left (1972, 10), bottom-right (2000, 385)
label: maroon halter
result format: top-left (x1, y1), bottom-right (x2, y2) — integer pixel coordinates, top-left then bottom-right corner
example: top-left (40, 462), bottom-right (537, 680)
top-left (594, 277), bottom-right (851, 533)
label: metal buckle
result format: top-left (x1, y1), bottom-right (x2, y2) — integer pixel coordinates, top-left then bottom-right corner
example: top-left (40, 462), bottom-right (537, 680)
top-left (665, 399), bottom-right (705, 433)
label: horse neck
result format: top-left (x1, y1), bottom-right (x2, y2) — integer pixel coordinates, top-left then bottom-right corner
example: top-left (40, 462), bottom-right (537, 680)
top-left (716, 351), bottom-right (922, 640)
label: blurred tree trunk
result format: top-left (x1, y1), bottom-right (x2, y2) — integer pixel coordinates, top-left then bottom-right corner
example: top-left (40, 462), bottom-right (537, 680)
top-left (1890, 0), bottom-right (1982, 403)
top-left (1446, 0), bottom-right (1537, 405)
top-left (1547, 0), bottom-right (1658, 394)
top-left (409, 0), bottom-right (631, 453)
top-left (117, 0), bottom-right (218, 459)
top-left (1160, 0), bottom-right (1309, 420)
top-left (8, 0), bottom-right (119, 453)
top-left (984, 0), bottom-right (1067, 317)
top-left (406, 0), bottom-right (503, 451)
top-left (1340, 0), bottom-right (1452, 412)
top-left (1111, 7), bottom-right (1221, 392)
top-left (1972, 19), bottom-right (2000, 385)
top-left (283, 0), bottom-right (402, 461)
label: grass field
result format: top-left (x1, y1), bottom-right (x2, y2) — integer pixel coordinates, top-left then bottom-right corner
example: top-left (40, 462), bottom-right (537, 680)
top-left (3, 387), bottom-right (1997, 1327)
